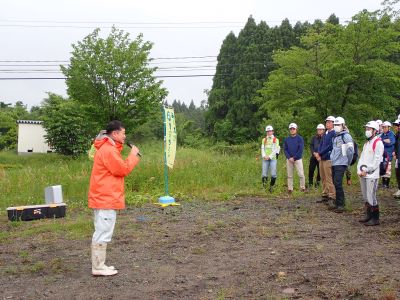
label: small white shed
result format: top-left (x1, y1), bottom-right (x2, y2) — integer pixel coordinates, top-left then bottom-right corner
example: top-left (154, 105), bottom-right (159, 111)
top-left (17, 120), bottom-right (53, 154)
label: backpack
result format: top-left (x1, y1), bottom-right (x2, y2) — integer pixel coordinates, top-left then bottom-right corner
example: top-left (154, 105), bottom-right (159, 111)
top-left (341, 135), bottom-right (358, 166)
top-left (372, 138), bottom-right (390, 176)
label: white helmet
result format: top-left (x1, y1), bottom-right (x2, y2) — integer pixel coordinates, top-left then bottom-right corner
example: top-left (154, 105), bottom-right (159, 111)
top-left (334, 117), bottom-right (345, 125)
top-left (376, 120), bottom-right (383, 126)
top-left (265, 125), bottom-right (273, 132)
top-left (365, 120), bottom-right (379, 131)
top-left (382, 121), bottom-right (392, 127)
top-left (394, 119), bottom-right (400, 125)
top-left (316, 124), bottom-right (325, 130)
top-left (325, 116), bottom-right (335, 122)
top-left (289, 123), bottom-right (298, 129)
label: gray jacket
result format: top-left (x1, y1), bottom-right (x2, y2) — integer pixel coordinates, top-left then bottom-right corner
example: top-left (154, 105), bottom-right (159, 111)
top-left (330, 130), bottom-right (354, 167)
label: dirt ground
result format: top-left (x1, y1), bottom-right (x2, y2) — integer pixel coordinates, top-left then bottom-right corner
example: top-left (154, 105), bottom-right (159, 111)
top-left (1, 188), bottom-right (400, 300)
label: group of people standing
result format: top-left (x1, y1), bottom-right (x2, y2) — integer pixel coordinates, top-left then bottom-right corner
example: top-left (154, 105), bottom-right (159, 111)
top-left (260, 114), bottom-right (400, 226)
top-left (84, 116), bottom-right (400, 277)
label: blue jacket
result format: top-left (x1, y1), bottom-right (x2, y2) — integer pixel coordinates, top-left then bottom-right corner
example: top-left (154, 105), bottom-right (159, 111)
top-left (381, 130), bottom-right (396, 160)
top-left (284, 135), bottom-right (304, 161)
top-left (318, 130), bottom-right (335, 161)
top-left (330, 130), bottom-right (354, 167)
top-left (310, 134), bottom-right (323, 154)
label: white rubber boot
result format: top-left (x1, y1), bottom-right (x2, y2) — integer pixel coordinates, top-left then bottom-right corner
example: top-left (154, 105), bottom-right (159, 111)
top-left (91, 243), bottom-right (118, 276)
top-left (100, 244), bottom-right (116, 271)
top-left (393, 189), bottom-right (400, 198)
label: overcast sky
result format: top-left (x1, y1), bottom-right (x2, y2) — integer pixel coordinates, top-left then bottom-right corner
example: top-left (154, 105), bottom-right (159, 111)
top-left (0, 0), bottom-right (383, 109)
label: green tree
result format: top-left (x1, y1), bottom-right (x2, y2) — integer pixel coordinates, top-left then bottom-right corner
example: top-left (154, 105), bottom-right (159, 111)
top-left (41, 94), bottom-right (95, 156)
top-left (0, 101), bottom-right (30, 150)
top-left (257, 11), bottom-right (400, 141)
top-left (206, 31), bottom-right (237, 137)
top-left (206, 16), bottom-right (310, 143)
top-left (326, 14), bottom-right (340, 25)
top-left (61, 26), bottom-right (167, 131)
top-left (381, 0), bottom-right (400, 18)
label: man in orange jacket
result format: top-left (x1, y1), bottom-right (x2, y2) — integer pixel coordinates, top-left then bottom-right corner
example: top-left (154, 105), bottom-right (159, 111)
top-left (88, 120), bottom-right (141, 276)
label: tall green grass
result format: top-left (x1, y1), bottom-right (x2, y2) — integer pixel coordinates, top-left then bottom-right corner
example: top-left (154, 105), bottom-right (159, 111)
top-left (0, 141), bottom-right (361, 214)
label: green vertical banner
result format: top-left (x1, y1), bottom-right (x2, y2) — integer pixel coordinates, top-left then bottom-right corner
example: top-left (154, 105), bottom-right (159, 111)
top-left (164, 107), bottom-right (177, 169)
top-left (158, 106), bottom-right (179, 207)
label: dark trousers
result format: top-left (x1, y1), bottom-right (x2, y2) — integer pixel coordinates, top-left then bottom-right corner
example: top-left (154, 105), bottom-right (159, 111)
top-left (396, 166), bottom-right (400, 189)
top-left (308, 156), bottom-right (320, 184)
top-left (332, 165), bottom-right (347, 207)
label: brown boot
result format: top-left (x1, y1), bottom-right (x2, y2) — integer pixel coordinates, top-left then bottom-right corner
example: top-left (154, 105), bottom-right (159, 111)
top-left (327, 198), bottom-right (336, 210)
top-left (359, 203), bottom-right (371, 223)
top-left (316, 196), bottom-right (328, 203)
top-left (364, 206), bottom-right (380, 226)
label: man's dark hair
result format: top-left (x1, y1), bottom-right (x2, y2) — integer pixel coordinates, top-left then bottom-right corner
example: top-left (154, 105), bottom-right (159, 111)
top-left (106, 120), bottom-right (124, 135)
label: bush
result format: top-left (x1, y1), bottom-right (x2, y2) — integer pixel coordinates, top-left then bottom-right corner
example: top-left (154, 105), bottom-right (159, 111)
top-left (42, 95), bottom-right (96, 156)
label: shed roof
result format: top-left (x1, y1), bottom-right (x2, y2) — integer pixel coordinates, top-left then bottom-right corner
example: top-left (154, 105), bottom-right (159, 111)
top-left (16, 120), bottom-right (43, 125)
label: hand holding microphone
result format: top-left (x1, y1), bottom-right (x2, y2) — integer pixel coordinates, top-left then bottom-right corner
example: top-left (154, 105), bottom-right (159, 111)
top-left (126, 142), bottom-right (142, 157)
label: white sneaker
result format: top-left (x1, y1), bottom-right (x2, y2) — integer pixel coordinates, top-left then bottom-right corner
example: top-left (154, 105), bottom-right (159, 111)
top-left (393, 189), bottom-right (400, 198)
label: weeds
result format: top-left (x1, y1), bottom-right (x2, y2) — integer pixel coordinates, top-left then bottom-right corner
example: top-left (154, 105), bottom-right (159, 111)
top-left (0, 215), bottom-right (92, 243)
top-left (0, 142), bottom-right (364, 214)
top-left (28, 261), bottom-right (45, 273)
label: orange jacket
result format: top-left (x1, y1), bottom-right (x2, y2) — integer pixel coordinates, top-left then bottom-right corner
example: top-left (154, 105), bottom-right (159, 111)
top-left (88, 137), bottom-right (140, 210)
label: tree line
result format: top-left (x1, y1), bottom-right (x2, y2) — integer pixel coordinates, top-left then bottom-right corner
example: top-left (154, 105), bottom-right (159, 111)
top-left (1, 4), bottom-right (399, 154)
top-left (207, 11), bottom-right (400, 144)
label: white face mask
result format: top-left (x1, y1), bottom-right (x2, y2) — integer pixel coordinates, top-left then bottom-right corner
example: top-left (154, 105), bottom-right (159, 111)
top-left (365, 130), bottom-right (373, 139)
top-left (334, 125), bottom-right (341, 133)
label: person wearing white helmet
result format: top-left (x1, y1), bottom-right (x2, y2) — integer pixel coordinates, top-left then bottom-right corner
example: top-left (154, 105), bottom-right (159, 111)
top-left (308, 124), bottom-right (325, 189)
top-left (357, 121), bottom-right (384, 226)
top-left (284, 123), bottom-right (306, 193)
top-left (315, 116), bottom-right (336, 203)
top-left (393, 119), bottom-right (400, 198)
top-left (381, 121), bottom-right (396, 188)
top-left (329, 117), bottom-right (354, 213)
top-left (261, 125), bottom-right (280, 192)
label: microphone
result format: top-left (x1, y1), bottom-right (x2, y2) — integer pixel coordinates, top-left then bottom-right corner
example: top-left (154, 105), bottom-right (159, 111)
top-left (126, 142), bottom-right (142, 157)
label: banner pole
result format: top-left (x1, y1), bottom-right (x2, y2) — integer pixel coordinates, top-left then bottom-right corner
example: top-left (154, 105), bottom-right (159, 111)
top-left (157, 105), bottom-right (179, 207)
top-left (162, 106), bottom-right (169, 196)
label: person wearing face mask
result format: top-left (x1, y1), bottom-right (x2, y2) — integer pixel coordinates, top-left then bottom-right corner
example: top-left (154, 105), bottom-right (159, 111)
top-left (329, 117), bottom-right (354, 213)
top-left (357, 121), bottom-right (384, 226)
top-left (261, 125), bottom-right (280, 192)
top-left (393, 119), bottom-right (400, 199)
top-left (380, 121), bottom-right (396, 188)
top-left (315, 116), bottom-right (336, 204)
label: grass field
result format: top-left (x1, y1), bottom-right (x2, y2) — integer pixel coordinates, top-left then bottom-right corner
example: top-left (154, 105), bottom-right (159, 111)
top-left (0, 141), bottom-right (361, 214)
top-left (2, 142), bottom-right (400, 299)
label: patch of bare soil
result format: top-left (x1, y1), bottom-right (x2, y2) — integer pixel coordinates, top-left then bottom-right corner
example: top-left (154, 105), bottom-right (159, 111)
top-left (1, 188), bottom-right (400, 299)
